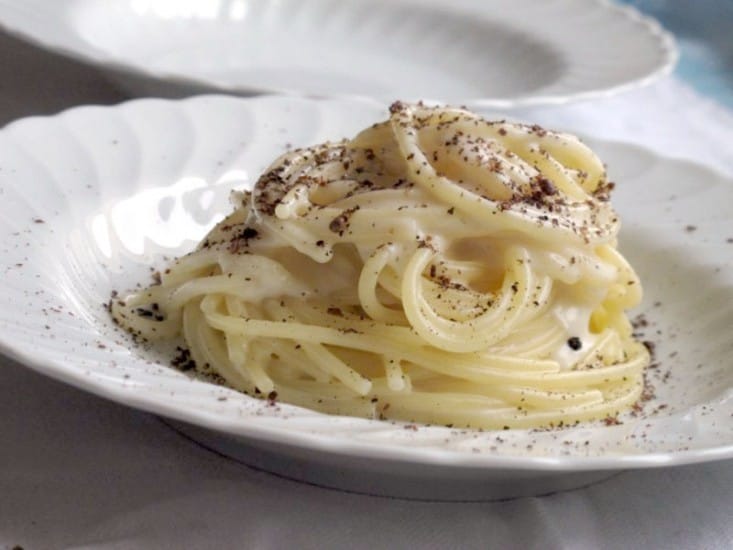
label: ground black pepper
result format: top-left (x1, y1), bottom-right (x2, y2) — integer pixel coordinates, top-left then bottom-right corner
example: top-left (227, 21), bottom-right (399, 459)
top-left (567, 337), bottom-right (582, 351)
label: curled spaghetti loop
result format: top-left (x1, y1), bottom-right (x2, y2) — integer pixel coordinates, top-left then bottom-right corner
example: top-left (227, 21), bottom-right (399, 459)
top-left (112, 103), bottom-right (647, 429)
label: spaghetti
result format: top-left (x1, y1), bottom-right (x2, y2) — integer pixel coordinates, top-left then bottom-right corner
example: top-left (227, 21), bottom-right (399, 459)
top-left (112, 102), bottom-right (649, 429)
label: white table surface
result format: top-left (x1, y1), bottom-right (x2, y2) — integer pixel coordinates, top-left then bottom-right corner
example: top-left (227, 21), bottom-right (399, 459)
top-left (1, 27), bottom-right (732, 550)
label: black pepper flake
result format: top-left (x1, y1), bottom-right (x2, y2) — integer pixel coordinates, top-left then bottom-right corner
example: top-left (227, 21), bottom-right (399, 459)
top-left (135, 307), bottom-right (154, 318)
top-left (529, 124), bottom-right (547, 137)
top-left (632, 314), bottom-right (648, 329)
top-left (603, 415), bottom-right (622, 426)
top-left (416, 238), bottom-right (436, 251)
top-left (227, 226), bottom-right (260, 253)
top-left (389, 101), bottom-right (406, 114)
top-left (329, 216), bottom-right (346, 234)
top-left (328, 206), bottom-right (359, 235)
top-left (567, 337), bottom-right (582, 351)
top-left (593, 181), bottom-right (615, 201)
top-left (642, 340), bottom-right (656, 357)
top-left (242, 227), bottom-right (259, 239)
top-left (685, 225), bottom-right (697, 233)
top-left (172, 346), bottom-right (196, 372)
top-left (537, 177), bottom-right (557, 196)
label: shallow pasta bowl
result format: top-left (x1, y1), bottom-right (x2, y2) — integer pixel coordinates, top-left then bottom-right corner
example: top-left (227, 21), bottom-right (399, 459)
top-left (0, 0), bottom-right (676, 107)
top-left (0, 95), bottom-right (731, 500)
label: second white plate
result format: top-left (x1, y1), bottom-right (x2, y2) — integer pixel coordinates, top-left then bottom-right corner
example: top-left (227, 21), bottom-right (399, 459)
top-left (0, 0), bottom-right (676, 107)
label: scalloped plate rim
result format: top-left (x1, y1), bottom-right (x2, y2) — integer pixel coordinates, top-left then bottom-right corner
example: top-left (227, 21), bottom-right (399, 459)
top-left (0, 94), bottom-right (731, 474)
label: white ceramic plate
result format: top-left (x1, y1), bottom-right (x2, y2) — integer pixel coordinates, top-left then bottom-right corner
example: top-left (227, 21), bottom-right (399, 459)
top-left (1, 96), bottom-right (731, 500)
top-left (0, 0), bottom-right (676, 107)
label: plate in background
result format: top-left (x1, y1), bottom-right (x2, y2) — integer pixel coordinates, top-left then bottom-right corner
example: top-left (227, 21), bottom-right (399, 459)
top-left (0, 95), bottom-right (731, 500)
top-left (0, 0), bottom-right (676, 107)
